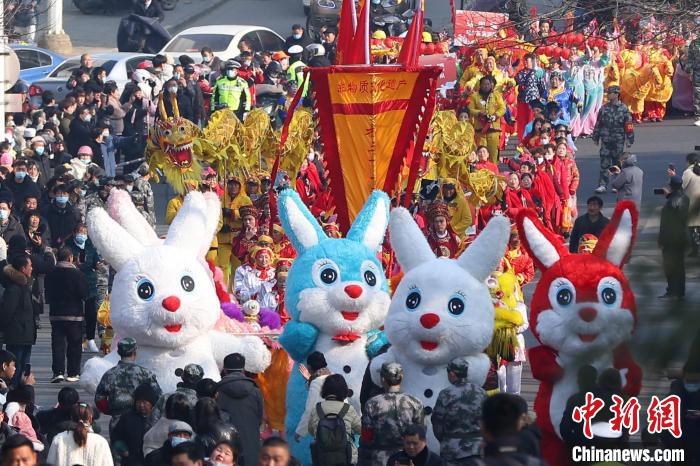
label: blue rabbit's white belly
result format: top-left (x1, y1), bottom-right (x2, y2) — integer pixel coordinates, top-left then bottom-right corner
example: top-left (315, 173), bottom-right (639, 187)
top-left (315, 335), bottom-right (369, 414)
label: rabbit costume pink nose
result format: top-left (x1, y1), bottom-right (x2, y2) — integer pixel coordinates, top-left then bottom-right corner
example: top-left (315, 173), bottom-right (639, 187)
top-left (420, 313), bottom-right (440, 329)
top-left (162, 296), bottom-right (181, 312)
top-left (344, 284), bottom-right (363, 299)
top-left (578, 307), bottom-right (597, 322)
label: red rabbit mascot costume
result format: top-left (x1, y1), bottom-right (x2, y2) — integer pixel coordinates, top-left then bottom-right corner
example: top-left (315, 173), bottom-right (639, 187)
top-left (516, 201), bottom-right (642, 466)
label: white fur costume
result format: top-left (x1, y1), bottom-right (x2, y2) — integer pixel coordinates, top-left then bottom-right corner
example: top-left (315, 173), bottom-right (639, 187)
top-left (371, 208), bottom-right (510, 450)
top-left (81, 190), bottom-right (270, 392)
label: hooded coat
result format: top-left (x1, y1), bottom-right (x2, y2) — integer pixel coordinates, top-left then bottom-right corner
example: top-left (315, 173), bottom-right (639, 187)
top-left (0, 265), bottom-right (36, 345)
top-left (216, 371), bottom-right (264, 466)
top-left (611, 153), bottom-right (644, 207)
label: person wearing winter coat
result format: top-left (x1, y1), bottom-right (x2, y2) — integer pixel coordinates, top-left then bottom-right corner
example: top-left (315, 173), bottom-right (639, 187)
top-left (44, 185), bottom-right (81, 248)
top-left (610, 152), bottom-right (644, 207)
top-left (0, 199), bottom-right (26, 247)
top-left (105, 82), bottom-right (130, 136)
top-left (111, 383), bottom-right (160, 466)
top-left (66, 106), bottom-right (94, 157)
top-left (36, 387), bottom-right (80, 446)
top-left (133, 0), bottom-right (165, 22)
top-left (6, 161), bottom-right (41, 211)
top-left (681, 152), bottom-right (700, 256)
top-left (659, 176), bottom-right (690, 299)
top-left (0, 254), bottom-right (35, 387)
top-left (144, 421), bottom-right (194, 466)
top-left (306, 374), bottom-right (361, 464)
top-left (143, 393), bottom-right (194, 456)
top-left (387, 425), bottom-right (445, 466)
top-left (45, 248), bottom-right (88, 383)
top-left (215, 353), bottom-right (263, 466)
top-left (47, 404), bottom-right (113, 466)
top-left (193, 397), bottom-right (240, 458)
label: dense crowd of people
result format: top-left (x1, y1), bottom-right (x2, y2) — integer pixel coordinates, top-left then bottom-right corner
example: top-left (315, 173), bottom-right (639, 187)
top-left (1, 0), bottom-right (700, 465)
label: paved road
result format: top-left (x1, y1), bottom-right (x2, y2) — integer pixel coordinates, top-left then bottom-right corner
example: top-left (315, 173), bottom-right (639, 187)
top-left (28, 116), bottom-right (700, 439)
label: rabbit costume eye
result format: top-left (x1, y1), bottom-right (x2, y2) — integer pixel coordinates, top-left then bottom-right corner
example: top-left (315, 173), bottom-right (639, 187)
top-left (598, 277), bottom-right (622, 307)
top-left (406, 290), bottom-right (421, 310)
top-left (312, 259), bottom-right (340, 287)
top-left (448, 295), bottom-right (465, 316)
top-left (361, 260), bottom-right (380, 288)
top-left (549, 278), bottom-right (576, 308)
top-left (137, 278), bottom-right (155, 301)
top-left (181, 275), bottom-right (195, 292)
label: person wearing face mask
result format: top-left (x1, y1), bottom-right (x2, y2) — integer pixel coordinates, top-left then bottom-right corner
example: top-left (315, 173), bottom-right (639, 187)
top-left (284, 24), bottom-right (313, 51)
top-left (236, 51), bottom-right (263, 88)
top-left (133, 0), bottom-right (165, 22)
top-left (286, 45), bottom-right (309, 101)
top-left (145, 421), bottom-right (195, 466)
top-left (7, 161), bottom-right (41, 213)
top-left (24, 138), bottom-right (53, 188)
top-left (67, 106), bottom-right (94, 157)
top-left (661, 358), bottom-right (700, 465)
top-left (211, 61), bottom-right (251, 121)
top-left (182, 65), bottom-right (206, 125)
top-left (200, 47), bottom-right (222, 79)
top-left (0, 199), bottom-right (26, 246)
top-left (45, 185), bottom-right (80, 248)
top-left (69, 146), bottom-right (94, 182)
top-left (65, 224), bottom-right (100, 353)
top-left (161, 78), bottom-right (195, 123)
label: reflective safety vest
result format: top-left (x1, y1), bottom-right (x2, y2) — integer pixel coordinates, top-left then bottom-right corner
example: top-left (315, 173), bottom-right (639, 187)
top-left (287, 60), bottom-right (309, 97)
top-left (211, 76), bottom-right (251, 112)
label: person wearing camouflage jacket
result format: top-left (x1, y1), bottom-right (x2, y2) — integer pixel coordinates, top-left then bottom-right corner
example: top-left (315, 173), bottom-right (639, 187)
top-left (688, 37), bottom-right (700, 124)
top-left (592, 86), bottom-right (634, 192)
top-left (94, 338), bottom-right (162, 433)
top-left (432, 357), bottom-right (488, 464)
top-left (360, 362), bottom-right (425, 466)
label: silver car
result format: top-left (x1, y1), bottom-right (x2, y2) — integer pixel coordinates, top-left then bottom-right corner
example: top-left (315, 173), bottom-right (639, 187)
top-left (28, 52), bottom-right (154, 106)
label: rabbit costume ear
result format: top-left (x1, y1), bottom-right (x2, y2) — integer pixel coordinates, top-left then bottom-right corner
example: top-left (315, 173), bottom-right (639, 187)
top-left (346, 190), bottom-right (390, 251)
top-left (389, 207), bottom-right (435, 272)
top-left (277, 189), bottom-right (327, 254)
top-left (516, 209), bottom-right (568, 271)
top-left (197, 192), bottom-right (223, 258)
top-left (594, 200), bottom-right (638, 268)
top-left (107, 190), bottom-right (160, 246)
top-left (164, 192), bottom-right (218, 258)
top-left (87, 208), bottom-right (145, 271)
top-left (457, 214), bottom-right (511, 282)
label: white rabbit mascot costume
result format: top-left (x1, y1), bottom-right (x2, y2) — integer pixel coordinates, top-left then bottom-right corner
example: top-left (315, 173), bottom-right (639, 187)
top-left (371, 208), bottom-right (511, 449)
top-left (277, 189), bottom-right (391, 464)
top-left (81, 190), bottom-right (270, 392)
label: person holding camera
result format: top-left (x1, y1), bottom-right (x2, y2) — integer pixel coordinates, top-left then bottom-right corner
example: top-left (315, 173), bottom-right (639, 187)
top-left (609, 152), bottom-right (644, 207)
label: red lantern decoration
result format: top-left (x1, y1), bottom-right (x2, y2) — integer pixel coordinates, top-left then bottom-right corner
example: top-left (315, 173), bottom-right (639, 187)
top-left (384, 38), bottom-right (395, 48)
top-left (597, 38), bottom-right (606, 49)
top-left (575, 33), bottom-right (584, 46)
top-left (420, 43), bottom-right (428, 55)
top-left (560, 48), bottom-right (571, 60)
top-left (424, 43), bottom-right (436, 55)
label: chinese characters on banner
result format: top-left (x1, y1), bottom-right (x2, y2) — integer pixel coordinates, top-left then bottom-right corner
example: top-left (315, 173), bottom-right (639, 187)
top-left (453, 10), bottom-right (509, 46)
top-left (572, 392), bottom-right (682, 439)
top-left (309, 66), bottom-right (440, 232)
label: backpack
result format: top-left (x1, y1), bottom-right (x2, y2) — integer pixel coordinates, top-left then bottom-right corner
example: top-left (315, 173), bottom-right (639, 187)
top-left (310, 402), bottom-right (352, 466)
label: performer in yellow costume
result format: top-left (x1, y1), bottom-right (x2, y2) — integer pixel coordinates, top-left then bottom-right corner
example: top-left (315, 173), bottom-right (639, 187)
top-left (218, 177), bottom-right (252, 288)
top-left (468, 75), bottom-right (506, 163)
top-left (644, 48), bottom-right (674, 121)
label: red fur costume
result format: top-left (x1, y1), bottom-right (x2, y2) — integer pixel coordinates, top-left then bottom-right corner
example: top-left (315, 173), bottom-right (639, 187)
top-left (516, 201), bottom-right (642, 466)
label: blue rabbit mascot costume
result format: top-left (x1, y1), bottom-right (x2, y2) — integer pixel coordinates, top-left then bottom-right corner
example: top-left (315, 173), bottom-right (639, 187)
top-left (277, 189), bottom-right (391, 464)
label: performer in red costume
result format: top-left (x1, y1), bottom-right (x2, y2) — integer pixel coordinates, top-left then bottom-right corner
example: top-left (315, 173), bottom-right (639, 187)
top-left (424, 202), bottom-right (462, 258)
top-left (516, 201), bottom-right (642, 466)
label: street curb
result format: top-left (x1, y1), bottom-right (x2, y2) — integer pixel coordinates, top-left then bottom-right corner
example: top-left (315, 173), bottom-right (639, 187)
top-left (167, 0), bottom-right (231, 34)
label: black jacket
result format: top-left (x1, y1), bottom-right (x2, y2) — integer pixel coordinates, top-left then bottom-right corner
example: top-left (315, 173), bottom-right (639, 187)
top-left (46, 262), bottom-right (88, 319)
top-left (162, 89), bottom-right (195, 123)
top-left (308, 56), bottom-right (332, 68)
top-left (6, 176), bottom-right (41, 208)
top-left (26, 154), bottom-right (53, 188)
top-left (659, 189), bottom-right (690, 249)
top-left (111, 409), bottom-right (151, 466)
top-left (66, 118), bottom-right (93, 156)
top-left (0, 214), bottom-right (26, 246)
top-left (387, 447), bottom-right (445, 466)
top-left (216, 371), bottom-right (264, 466)
top-left (44, 202), bottom-right (81, 247)
top-left (462, 436), bottom-right (548, 466)
top-left (284, 33), bottom-right (313, 52)
top-left (568, 213), bottom-right (610, 253)
top-left (36, 406), bottom-right (74, 446)
top-left (0, 265), bottom-right (36, 345)
top-left (195, 420), bottom-right (240, 457)
top-left (133, 0), bottom-right (165, 22)
top-left (145, 440), bottom-right (176, 466)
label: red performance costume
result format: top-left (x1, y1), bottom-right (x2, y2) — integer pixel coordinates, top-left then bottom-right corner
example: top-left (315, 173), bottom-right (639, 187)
top-left (424, 202), bottom-right (462, 258)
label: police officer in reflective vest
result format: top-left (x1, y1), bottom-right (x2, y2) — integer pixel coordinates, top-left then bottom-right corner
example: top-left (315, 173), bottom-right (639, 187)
top-left (286, 45), bottom-right (309, 100)
top-left (211, 59), bottom-right (252, 120)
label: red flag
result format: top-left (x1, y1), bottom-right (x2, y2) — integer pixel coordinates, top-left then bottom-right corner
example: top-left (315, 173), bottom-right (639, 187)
top-left (398, 0), bottom-right (424, 66)
top-left (335, 0), bottom-right (357, 64)
top-left (345, 0), bottom-right (370, 65)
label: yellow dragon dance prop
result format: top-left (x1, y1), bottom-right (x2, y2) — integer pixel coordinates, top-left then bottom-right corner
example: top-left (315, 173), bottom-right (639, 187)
top-left (147, 93), bottom-right (315, 192)
top-left (426, 110), bottom-right (476, 186)
top-left (485, 269), bottom-right (525, 361)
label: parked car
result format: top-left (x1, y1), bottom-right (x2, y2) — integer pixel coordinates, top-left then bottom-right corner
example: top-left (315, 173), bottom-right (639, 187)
top-left (160, 25), bottom-right (285, 64)
top-left (10, 44), bottom-right (64, 83)
top-left (28, 52), bottom-right (153, 107)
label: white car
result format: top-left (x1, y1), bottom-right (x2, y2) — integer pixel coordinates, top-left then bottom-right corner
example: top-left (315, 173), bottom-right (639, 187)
top-left (29, 52), bottom-right (153, 106)
top-left (160, 25), bottom-right (286, 63)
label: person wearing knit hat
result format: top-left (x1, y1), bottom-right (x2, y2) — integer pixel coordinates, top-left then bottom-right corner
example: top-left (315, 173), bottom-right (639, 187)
top-left (111, 382), bottom-right (160, 464)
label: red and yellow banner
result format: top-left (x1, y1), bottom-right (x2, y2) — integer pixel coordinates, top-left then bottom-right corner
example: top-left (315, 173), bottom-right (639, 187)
top-left (310, 66), bottom-right (440, 231)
